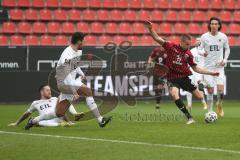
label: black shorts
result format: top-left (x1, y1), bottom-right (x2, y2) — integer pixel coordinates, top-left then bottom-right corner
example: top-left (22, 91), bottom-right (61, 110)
top-left (168, 76), bottom-right (197, 92)
top-left (153, 75), bottom-right (166, 86)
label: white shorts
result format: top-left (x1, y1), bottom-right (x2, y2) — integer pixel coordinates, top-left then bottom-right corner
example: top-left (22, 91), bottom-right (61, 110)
top-left (58, 73), bottom-right (84, 102)
top-left (38, 118), bottom-right (63, 127)
top-left (189, 72), bottom-right (203, 85)
top-left (203, 68), bottom-right (225, 88)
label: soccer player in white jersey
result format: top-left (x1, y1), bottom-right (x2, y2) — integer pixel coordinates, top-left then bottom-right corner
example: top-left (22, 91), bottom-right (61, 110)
top-left (9, 85), bottom-right (82, 128)
top-left (200, 17), bottom-right (230, 116)
top-left (25, 32), bottom-right (112, 130)
top-left (186, 37), bottom-right (207, 111)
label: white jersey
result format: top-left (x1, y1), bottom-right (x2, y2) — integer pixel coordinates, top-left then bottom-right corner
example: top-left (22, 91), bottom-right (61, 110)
top-left (190, 46), bottom-right (205, 67)
top-left (27, 97), bottom-right (58, 116)
top-left (200, 32), bottom-right (229, 69)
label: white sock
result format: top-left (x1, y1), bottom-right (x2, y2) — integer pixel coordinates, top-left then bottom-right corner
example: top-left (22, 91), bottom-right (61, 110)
top-left (201, 96), bottom-right (206, 104)
top-left (32, 112), bottom-right (56, 124)
top-left (207, 94), bottom-right (214, 112)
top-left (86, 97), bottom-right (103, 123)
top-left (68, 105), bottom-right (78, 115)
top-left (38, 120), bottom-right (60, 127)
top-left (186, 92), bottom-right (192, 107)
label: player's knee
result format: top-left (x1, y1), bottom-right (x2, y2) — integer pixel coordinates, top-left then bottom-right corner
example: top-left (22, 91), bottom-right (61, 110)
top-left (56, 112), bottom-right (64, 117)
top-left (170, 90), bottom-right (179, 100)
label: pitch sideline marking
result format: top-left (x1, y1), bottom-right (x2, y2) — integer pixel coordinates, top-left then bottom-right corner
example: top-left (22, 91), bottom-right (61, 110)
top-left (0, 130), bottom-right (240, 155)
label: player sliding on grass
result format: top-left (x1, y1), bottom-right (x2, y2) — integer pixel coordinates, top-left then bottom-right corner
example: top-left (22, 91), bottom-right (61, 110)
top-left (25, 32), bottom-right (112, 130)
top-left (10, 85), bottom-right (83, 128)
top-left (146, 21), bottom-right (219, 124)
top-left (200, 17), bottom-right (230, 116)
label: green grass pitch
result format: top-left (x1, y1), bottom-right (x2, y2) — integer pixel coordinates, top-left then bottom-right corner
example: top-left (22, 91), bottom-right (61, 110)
top-left (0, 100), bottom-right (240, 160)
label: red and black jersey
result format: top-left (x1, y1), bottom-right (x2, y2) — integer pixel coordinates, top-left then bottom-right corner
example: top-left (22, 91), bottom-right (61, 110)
top-left (162, 41), bottom-right (196, 80)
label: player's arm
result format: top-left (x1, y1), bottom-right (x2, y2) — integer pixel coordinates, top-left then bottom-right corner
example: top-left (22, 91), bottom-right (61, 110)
top-left (145, 21), bottom-right (166, 45)
top-left (8, 111), bottom-right (32, 126)
top-left (191, 65), bottom-right (219, 76)
top-left (221, 36), bottom-right (230, 66)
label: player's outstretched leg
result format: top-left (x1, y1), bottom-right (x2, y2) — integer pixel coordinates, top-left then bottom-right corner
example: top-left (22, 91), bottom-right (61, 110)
top-left (170, 87), bottom-right (194, 124)
top-left (77, 84), bottom-right (112, 128)
top-left (155, 88), bottom-right (162, 110)
top-left (216, 85), bottom-right (224, 117)
top-left (198, 81), bottom-right (207, 110)
top-left (185, 92), bottom-right (192, 113)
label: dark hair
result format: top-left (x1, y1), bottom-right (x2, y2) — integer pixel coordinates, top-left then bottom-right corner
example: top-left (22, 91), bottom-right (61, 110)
top-left (71, 32), bottom-right (85, 44)
top-left (208, 17), bottom-right (222, 31)
top-left (181, 34), bottom-right (191, 42)
top-left (38, 84), bottom-right (49, 93)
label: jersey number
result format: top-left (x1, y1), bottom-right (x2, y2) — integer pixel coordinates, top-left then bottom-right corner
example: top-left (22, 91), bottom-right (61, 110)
top-left (210, 45), bottom-right (220, 51)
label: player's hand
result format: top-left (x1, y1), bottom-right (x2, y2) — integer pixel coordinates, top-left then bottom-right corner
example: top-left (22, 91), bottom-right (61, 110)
top-left (8, 122), bottom-right (17, 127)
top-left (145, 20), bottom-right (153, 29)
top-left (211, 72), bottom-right (219, 76)
top-left (219, 61), bottom-right (225, 66)
top-left (203, 52), bottom-right (208, 57)
top-left (81, 75), bottom-right (86, 80)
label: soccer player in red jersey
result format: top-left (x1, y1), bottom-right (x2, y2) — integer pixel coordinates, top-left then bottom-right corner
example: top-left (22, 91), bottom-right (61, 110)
top-left (146, 21), bottom-right (219, 124)
top-left (148, 46), bottom-right (167, 110)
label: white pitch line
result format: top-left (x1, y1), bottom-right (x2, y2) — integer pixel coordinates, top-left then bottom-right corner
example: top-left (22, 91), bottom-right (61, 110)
top-left (0, 130), bottom-right (240, 155)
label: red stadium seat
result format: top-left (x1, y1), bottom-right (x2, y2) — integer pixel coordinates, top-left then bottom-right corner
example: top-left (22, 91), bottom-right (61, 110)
top-left (54, 9), bottom-right (67, 21)
top-left (156, 0), bottom-right (169, 9)
top-left (178, 11), bottom-right (191, 22)
top-left (138, 10), bottom-right (151, 21)
top-left (60, 0), bottom-right (73, 8)
top-left (159, 23), bottom-right (172, 34)
top-left (165, 10), bottom-right (178, 22)
top-left (201, 23), bottom-right (208, 33)
top-left (39, 9), bottom-right (53, 21)
top-left (32, 22), bottom-right (47, 34)
top-left (0, 36), bottom-right (8, 46)
top-left (10, 35), bottom-right (24, 46)
top-left (228, 36), bottom-right (237, 46)
top-left (84, 35), bottom-right (97, 45)
top-left (46, 0), bottom-right (59, 8)
top-left (97, 10), bottom-right (110, 21)
top-left (224, 0), bottom-right (236, 10)
top-left (127, 36), bottom-right (139, 45)
top-left (110, 10), bottom-right (124, 21)
top-left (188, 23), bottom-right (201, 34)
top-left (9, 9), bottom-right (24, 20)
top-left (62, 22), bottom-right (75, 34)
top-left (18, 22), bottom-right (32, 34)
top-left (18, 0), bottom-right (31, 7)
top-left (143, 0), bottom-right (155, 9)
top-left (98, 35), bottom-right (112, 45)
top-left (40, 35), bottom-right (53, 46)
top-left (47, 22), bottom-right (60, 34)
top-left (168, 36), bottom-right (180, 43)
top-left (75, 0), bottom-right (88, 8)
top-left (32, 0), bottom-right (45, 8)
top-left (183, 0), bottom-right (196, 9)
top-left (90, 22), bottom-right (104, 34)
top-left (220, 11), bottom-right (232, 22)
top-left (103, 0), bottom-right (115, 8)
top-left (170, 0), bottom-right (182, 9)
top-left (198, 0), bottom-right (209, 10)
top-left (105, 23), bottom-right (118, 34)
top-left (3, 22), bottom-right (17, 34)
top-left (113, 35), bottom-right (126, 45)
top-left (129, 0), bottom-right (142, 9)
top-left (228, 24), bottom-right (240, 35)
top-left (221, 23), bottom-right (228, 33)
top-left (2, 0), bottom-right (16, 7)
top-left (68, 10), bottom-right (81, 21)
top-left (140, 36), bottom-right (153, 45)
top-left (116, 0), bottom-right (128, 8)
top-left (82, 10), bottom-right (96, 21)
top-left (76, 22), bottom-right (90, 33)
top-left (205, 11), bottom-right (218, 21)
top-left (124, 10), bottom-right (137, 21)
top-left (174, 23), bottom-right (187, 34)
top-left (55, 35), bottom-right (68, 46)
top-left (25, 9), bottom-right (38, 21)
top-left (25, 35), bottom-right (39, 46)
top-left (151, 10), bottom-right (163, 21)
top-left (210, 0), bottom-right (223, 10)
top-left (233, 11), bottom-right (240, 22)
top-left (192, 11), bottom-right (205, 22)
top-left (132, 23), bottom-right (145, 34)
top-left (152, 23), bottom-right (159, 33)
top-left (119, 23), bottom-right (131, 34)
top-left (89, 0), bottom-right (102, 8)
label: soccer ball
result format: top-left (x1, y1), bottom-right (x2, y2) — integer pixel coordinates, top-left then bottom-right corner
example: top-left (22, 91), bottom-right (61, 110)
top-left (205, 111), bottom-right (218, 123)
